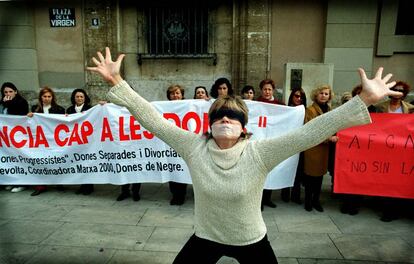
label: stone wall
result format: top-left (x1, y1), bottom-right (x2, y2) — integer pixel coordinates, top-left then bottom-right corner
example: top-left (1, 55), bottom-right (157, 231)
top-left (2, 0), bottom-right (413, 108)
top-left (84, 0), bottom-right (118, 104)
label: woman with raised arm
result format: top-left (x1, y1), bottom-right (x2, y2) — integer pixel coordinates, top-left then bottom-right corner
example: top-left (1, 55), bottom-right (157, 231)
top-left (88, 47), bottom-right (398, 264)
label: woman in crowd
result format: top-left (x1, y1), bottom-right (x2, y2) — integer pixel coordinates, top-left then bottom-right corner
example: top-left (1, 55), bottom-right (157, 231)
top-left (167, 84), bottom-right (187, 205)
top-left (375, 81), bottom-right (413, 222)
top-left (256, 79), bottom-right (284, 105)
top-left (29, 86), bottom-right (66, 196)
top-left (194, 86), bottom-right (209, 100)
top-left (280, 88), bottom-right (307, 204)
top-left (256, 79), bottom-right (285, 210)
top-left (88, 47), bottom-right (396, 264)
top-left (66, 88), bottom-right (94, 195)
top-left (303, 85), bottom-right (335, 212)
top-left (116, 183), bottom-right (141, 201)
top-left (1, 82), bottom-right (29, 193)
top-left (335, 87), bottom-right (370, 216)
top-left (375, 81), bottom-right (413, 114)
top-left (1, 82), bottom-right (29, 115)
top-left (241, 85), bottom-right (255, 100)
top-left (210, 78), bottom-right (233, 99)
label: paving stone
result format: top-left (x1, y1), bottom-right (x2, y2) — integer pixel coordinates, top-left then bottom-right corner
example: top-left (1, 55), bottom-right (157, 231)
top-left (298, 259), bottom-right (387, 264)
top-left (330, 234), bottom-right (414, 263)
top-left (268, 231), bottom-right (342, 259)
top-left (331, 213), bottom-right (414, 236)
top-left (0, 181), bottom-right (412, 263)
top-left (143, 227), bottom-right (193, 252)
top-left (138, 207), bottom-right (194, 227)
top-left (62, 206), bottom-right (145, 225)
top-left (0, 220), bottom-right (63, 244)
top-left (1, 201), bottom-right (72, 221)
top-left (26, 245), bottom-right (115, 264)
top-left (0, 244), bottom-right (43, 264)
top-left (41, 222), bottom-right (154, 250)
top-left (108, 249), bottom-right (176, 264)
top-left (275, 212), bottom-right (341, 234)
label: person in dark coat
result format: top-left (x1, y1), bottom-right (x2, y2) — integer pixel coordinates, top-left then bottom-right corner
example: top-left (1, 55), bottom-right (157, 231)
top-left (29, 86), bottom-right (65, 196)
top-left (1, 82), bottom-right (29, 116)
top-left (1, 82), bottom-right (29, 193)
top-left (166, 84), bottom-right (186, 205)
top-left (66, 88), bottom-right (95, 195)
top-left (375, 81), bottom-right (413, 222)
top-left (280, 88), bottom-right (307, 204)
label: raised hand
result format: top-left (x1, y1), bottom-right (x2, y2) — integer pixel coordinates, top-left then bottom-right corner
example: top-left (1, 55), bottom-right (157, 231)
top-left (358, 67), bottom-right (399, 106)
top-left (87, 47), bottom-right (125, 86)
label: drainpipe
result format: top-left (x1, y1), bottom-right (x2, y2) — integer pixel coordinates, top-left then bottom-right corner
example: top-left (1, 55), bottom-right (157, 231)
top-left (266, 0), bottom-right (271, 78)
top-left (116, 0), bottom-right (121, 52)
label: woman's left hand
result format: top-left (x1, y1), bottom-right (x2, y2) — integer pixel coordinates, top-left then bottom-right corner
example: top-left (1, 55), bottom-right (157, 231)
top-left (358, 67), bottom-right (399, 106)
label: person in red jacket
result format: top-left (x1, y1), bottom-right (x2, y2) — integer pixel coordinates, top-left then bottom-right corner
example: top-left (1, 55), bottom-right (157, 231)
top-left (256, 79), bottom-right (285, 210)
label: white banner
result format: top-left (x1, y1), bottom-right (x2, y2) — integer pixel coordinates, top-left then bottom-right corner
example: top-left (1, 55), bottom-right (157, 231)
top-left (0, 100), bottom-right (304, 189)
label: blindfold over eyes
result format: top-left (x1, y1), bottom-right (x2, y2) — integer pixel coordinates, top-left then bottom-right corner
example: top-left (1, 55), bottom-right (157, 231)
top-left (390, 87), bottom-right (404, 92)
top-left (209, 108), bottom-right (245, 128)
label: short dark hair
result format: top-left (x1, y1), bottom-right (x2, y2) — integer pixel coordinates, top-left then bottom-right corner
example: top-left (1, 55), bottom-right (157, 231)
top-left (391, 81), bottom-right (411, 99)
top-left (241, 85), bottom-right (255, 96)
top-left (193, 86), bottom-right (209, 99)
top-left (70, 88), bottom-right (91, 106)
top-left (210, 78), bottom-right (233, 99)
top-left (288, 88), bottom-right (307, 107)
top-left (1, 82), bottom-right (17, 94)
top-left (1, 82), bottom-right (24, 103)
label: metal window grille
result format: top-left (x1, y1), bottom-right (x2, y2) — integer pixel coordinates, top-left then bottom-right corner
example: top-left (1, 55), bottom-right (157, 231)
top-left (138, 4), bottom-right (216, 65)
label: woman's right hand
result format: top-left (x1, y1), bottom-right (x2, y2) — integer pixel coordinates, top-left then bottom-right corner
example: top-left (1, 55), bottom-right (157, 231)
top-left (87, 47), bottom-right (125, 86)
top-left (27, 112), bottom-right (33, 118)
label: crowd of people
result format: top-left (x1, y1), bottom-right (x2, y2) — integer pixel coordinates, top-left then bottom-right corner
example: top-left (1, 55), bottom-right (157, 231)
top-left (1, 60), bottom-right (413, 222)
top-left (1, 46), bottom-right (412, 263)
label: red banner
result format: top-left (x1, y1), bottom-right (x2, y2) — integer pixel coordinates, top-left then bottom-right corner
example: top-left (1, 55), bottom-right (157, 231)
top-left (334, 113), bottom-right (414, 199)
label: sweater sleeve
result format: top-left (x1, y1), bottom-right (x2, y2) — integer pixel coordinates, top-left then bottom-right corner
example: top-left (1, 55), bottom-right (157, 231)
top-left (255, 95), bottom-right (371, 172)
top-left (106, 80), bottom-right (199, 159)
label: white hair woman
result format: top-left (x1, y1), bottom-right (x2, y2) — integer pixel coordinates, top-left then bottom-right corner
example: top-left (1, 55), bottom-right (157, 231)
top-left (88, 47), bottom-right (399, 264)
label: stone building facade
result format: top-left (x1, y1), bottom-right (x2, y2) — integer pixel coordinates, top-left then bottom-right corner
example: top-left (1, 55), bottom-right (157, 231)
top-left (0, 0), bottom-right (413, 108)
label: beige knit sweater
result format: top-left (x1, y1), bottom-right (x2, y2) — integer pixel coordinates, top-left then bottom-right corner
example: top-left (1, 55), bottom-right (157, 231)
top-left (108, 80), bottom-right (371, 246)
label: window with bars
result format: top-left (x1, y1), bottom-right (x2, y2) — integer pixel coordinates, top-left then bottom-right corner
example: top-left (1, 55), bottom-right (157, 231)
top-left (138, 4), bottom-right (216, 65)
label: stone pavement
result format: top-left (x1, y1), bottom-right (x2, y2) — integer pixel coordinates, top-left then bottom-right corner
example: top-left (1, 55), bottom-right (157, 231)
top-left (0, 179), bottom-right (413, 264)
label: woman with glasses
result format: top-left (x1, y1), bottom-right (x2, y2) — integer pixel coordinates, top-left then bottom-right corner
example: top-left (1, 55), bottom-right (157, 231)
top-left (280, 88), bottom-right (307, 204)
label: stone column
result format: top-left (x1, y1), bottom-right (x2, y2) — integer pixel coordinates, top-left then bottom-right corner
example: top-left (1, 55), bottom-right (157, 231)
top-left (232, 0), bottom-right (271, 93)
top-left (83, 0), bottom-right (118, 102)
